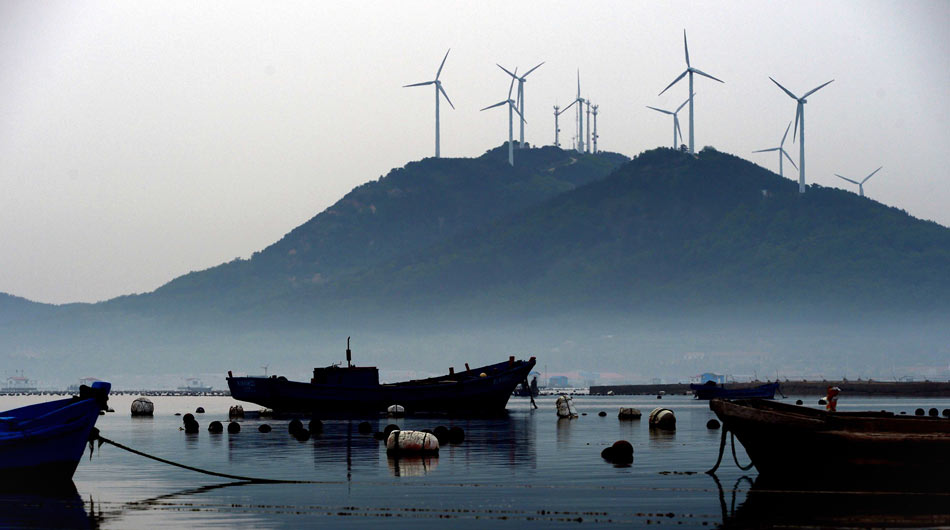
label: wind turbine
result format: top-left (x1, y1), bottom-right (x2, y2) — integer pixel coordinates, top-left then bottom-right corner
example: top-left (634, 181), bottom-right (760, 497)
top-left (658, 30), bottom-right (724, 154)
top-left (646, 94), bottom-right (692, 149)
top-left (557, 97), bottom-right (579, 149)
top-left (591, 104), bottom-right (599, 154)
top-left (481, 68), bottom-right (524, 166)
top-left (752, 121), bottom-right (798, 179)
top-left (403, 49), bottom-right (455, 158)
top-left (573, 71), bottom-right (585, 153)
top-left (770, 77), bottom-right (834, 193)
top-left (498, 62), bottom-right (544, 149)
top-left (835, 167), bottom-right (882, 197)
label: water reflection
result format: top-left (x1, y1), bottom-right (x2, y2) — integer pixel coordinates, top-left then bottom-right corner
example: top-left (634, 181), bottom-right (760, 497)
top-left (0, 481), bottom-right (96, 529)
top-left (714, 473), bottom-right (950, 528)
top-left (387, 456), bottom-right (438, 477)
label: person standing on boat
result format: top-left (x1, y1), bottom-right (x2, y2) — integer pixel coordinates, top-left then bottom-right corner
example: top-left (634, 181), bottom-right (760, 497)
top-left (825, 386), bottom-right (841, 412)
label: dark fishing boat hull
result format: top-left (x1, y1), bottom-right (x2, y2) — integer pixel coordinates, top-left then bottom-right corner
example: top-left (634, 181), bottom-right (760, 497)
top-left (228, 358), bottom-right (536, 415)
top-left (0, 382), bottom-right (110, 481)
top-left (710, 398), bottom-right (950, 478)
top-left (690, 382), bottom-right (779, 400)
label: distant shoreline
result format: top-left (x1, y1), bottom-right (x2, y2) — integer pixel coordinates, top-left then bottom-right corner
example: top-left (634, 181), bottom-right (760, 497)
top-left (592, 380), bottom-right (950, 397)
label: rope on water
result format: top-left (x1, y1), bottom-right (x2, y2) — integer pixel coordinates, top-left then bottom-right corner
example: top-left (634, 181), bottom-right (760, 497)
top-left (90, 428), bottom-right (316, 484)
top-left (706, 426), bottom-right (728, 474)
top-left (729, 430), bottom-right (755, 471)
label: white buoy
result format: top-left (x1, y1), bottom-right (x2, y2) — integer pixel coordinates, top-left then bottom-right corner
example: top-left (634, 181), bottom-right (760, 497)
top-left (386, 430), bottom-right (439, 454)
top-left (387, 404), bottom-right (406, 417)
top-left (618, 407), bottom-right (642, 420)
top-left (556, 395), bottom-right (578, 418)
top-left (649, 407), bottom-right (676, 430)
top-left (229, 405), bottom-right (244, 419)
top-left (130, 397), bottom-right (154, 416)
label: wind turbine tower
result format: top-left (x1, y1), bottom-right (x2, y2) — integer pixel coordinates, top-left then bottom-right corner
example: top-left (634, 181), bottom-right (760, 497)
top-left (658, 30), bottom-right (724, 154)
top-left (770, 77), bottom-right (834, 193)
top-left (591, 104), bottom-right (599, 154)
top-left (585, 100), bottom-right (592, 153)
top-left (553, 105), bottom-right (560, 147)
top-left (646, 94), bottom-right (692, 149)
top-left (403, 49), bottom-right (455, 158)
top-left (575, 71), bottom-right (585, 153)
top-left (752, 121), bottom-right (798, 179)
top-left (835, 167), bottom-right (882, 197)
top-left (481, 68), bottom-right (524, 166)
top-left (498, 62), bottom-right (544, 149)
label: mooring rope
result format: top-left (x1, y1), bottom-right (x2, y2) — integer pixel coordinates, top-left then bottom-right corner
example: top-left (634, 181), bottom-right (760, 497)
top-left (90, 428), bottom-right (316, 484)
top-left (706, 426), bottom-right (754, 473)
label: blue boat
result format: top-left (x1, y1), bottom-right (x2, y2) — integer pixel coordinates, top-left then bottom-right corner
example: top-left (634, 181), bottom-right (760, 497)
top-left (690, 381), bottom-right (779, 400)
top-left (0, 381), bottom-right (110, 481)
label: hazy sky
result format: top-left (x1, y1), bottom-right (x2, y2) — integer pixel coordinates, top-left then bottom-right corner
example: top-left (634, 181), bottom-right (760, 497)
top-left (2, 1), bottom-right (948, 304)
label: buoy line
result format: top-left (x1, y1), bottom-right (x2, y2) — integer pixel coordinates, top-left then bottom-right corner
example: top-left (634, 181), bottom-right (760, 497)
top-left (89, 428), bottom-right (318, 484)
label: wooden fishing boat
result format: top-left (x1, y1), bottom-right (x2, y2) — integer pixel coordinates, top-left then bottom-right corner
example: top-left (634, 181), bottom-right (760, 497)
top-left (690, 381), bottom-right (779, 400)
top-left (0, 382), bottom-right (111, 481)
top-left (227, 340), bottom-right (536, 415)
top-left (710, 398), bottom-right (950, 478)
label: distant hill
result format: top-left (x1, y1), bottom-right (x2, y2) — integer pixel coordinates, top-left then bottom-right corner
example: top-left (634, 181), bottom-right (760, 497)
top-left (289, 147), bottom-right (950, 318)
top-left (1, 145), bottom-right (948, 381)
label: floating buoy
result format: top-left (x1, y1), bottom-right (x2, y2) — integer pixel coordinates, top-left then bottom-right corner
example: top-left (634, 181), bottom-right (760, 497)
top-left (258, 424), bottom-right (271, 433)
top-left (929, 408), bottom-right (939, 417)
top-left (183, 419), bottom-right (199, 434)
top-left (288, 418), bottom-right (304, 436)
top-left (795, 399), bottom-right (803, 405)
top-left (915, 408), bottom-right (925, 416)
top-left (228, 421), bottom-right (240, 434)
top-left (373, 431), bottom-right (386, 440)
top-left (174, 413), bottom-right (182, 416)
top-left (358, 421), bottom-right (372, 434)
top-left (900, 411), bottom-right (907, 415)
top-left (293, 429), bottom-right (311, 441)
top-left (649, 408), bottom-right (676, 430)
top-left (131, 397), bottom-right (154, 417)
top-left (556, 395), bottom-right (578, 418)
top-left (387, 404), bottom-right (405, 417)
top-left (183, 413), bottom-right (195, 423)
top-left (384, 424), bottom-right (400, 438)
top-left (229, 405), bottom-right (244, 419)
top-left (386, 430), bottom-right (439, 455)
top-left (618, 408), bottom-right (642, 420)
top-left (309, 419), bottom-right (323, 434)
top-left (656, 395), bottom-right (663, 399)
top-left (943, 409), bottom-right (950, 418)
top-left (195, 407), bottom-right (205, 414)
top-left (601, 440), bottom-right (634, 464)
top-left (433, 426), bottom-right (449, 443)
top-left (598, 411), bottom-right (607, 417)
top-left (448, 426), bottom-right (465, 444)
top-left (818, 398), bottom-right (827, 405)
top-left (706, 419), bottom-right (721, 430)
top-left (208, 421), bottom-right (223, 433)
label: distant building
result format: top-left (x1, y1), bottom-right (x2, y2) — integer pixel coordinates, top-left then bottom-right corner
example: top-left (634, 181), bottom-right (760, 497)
top-left (690, 373), bottom-right (726, 384)
top-left (549, 375), bottom-right (569, 387)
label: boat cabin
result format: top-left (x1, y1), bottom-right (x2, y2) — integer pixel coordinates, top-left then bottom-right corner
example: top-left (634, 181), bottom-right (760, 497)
top-left (312, 365), bottom-right (379, 387)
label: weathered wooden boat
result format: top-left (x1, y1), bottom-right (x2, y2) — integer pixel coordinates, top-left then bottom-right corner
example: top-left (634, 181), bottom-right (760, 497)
top-left (227, 341), bottom-right (537, 415)
top-left (690, 381), bottom-right (779, 400)
top-left (0, 382), bottom-right (111, 481)
top-left (710, 398), bottom-right (950, 478)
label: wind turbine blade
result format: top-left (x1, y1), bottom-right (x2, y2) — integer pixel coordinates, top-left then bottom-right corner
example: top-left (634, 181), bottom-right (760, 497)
top-left (403, 81), bottom-right (435, 88)
top-left (793, 106), bottom-right (801, 142)
top-left (439, 84), bottom-right (455, 109)
top-left (674, 117), bottom-right (683, 144)
top-left (676, 94), bottom-right (692, 113)
top-left (803, 79), bottom-right (834, 98)
top-left (496, 63), bottom-right (517, 79)
top-left (770, 77), bottom-right (799, 100)
top-left (752, 148), bottom-right (780, 153)
top-left (646, 105), bottom-right (673, 115)
top-left (862, 166), bottom-right (882, 183)
top-left (508, 67), bottom-right (518, 100)
top-left (835, 174), bottom-right (859, 185)
top-left (480, 100), bottom-right (508, 112)
top-left (560, 99), bottom-right (577, 113)
top-left (691, 68), bottom-right (724, 83)
top-left (683, 29), bottom-right (690, 67)
top-left (512, 102), bottom-right (526, 123)
top-left (658, 70), bottom-right (688, 96)
top-left (435, 49), bottom-right (450, 80)
top-left (782, 149), bottom-right (798, 169)
top-left (781, 121), bottom-right (792, 146)
top-left (523, 61), bottom-right (544, 78)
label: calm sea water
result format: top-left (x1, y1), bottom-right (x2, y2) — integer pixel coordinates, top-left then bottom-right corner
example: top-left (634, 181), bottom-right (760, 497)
top-left (2, 393), bottom-right (949, 528)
